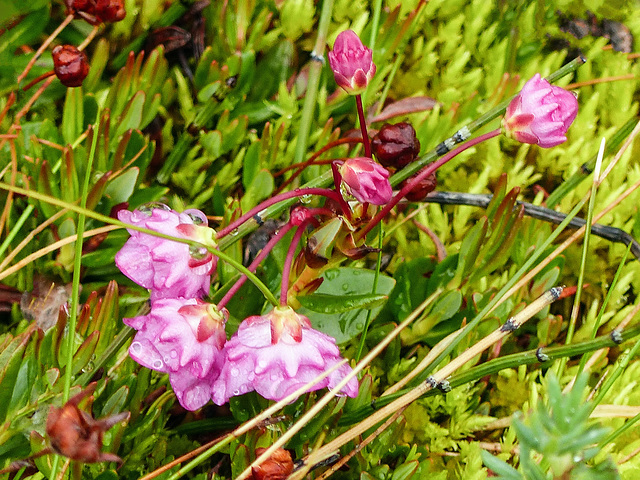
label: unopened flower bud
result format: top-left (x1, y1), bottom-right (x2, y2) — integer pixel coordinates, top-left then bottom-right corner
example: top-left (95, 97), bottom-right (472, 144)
top-left (52, 45), bottom-right (89, 88)
top-left (328, 30), bottom-right (376, 95)
top-left (401, 170), bottom-right (437, 201)
top-left (372, 122), bottom-right (421, 169)
top-left (502, 73), bottom-right (578, 148)
top-left (340, 157), bottom-right (392, 205)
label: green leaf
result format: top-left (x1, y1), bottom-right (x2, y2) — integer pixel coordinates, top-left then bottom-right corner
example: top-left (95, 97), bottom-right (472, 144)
top-left (480, 450), bottom-right (522, 480)
top-left (0, 331), bottom-right (31, 423)
top-left (298, 293), bottom-right (389, 314)
top-left (300, 267), bottom-right (396, 344)
top-left (62, 86), bottom-right (84, 145)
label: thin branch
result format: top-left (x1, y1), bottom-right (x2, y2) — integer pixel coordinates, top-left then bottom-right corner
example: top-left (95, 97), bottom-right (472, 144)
top-left (422, 190), bottom-right (640, 260)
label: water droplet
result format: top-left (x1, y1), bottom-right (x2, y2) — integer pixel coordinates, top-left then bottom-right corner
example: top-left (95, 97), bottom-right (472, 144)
top-left (189, 245), bottom-right (208, 260)
top-left (136, 202), bottom-right (171, 215)
top-left (131, 342), bottom-right (142, 353)
top-left (341, 283), bottom-right (349, 291)
top-left (231, 367), bottom-right (239, 377)
top-left (248, 373), bottom-right (255, 381)
top-left (300, 194), bottom-right (312, 204)
top-left (325, 269), bottom-right (338, 280)
top-left (270, 373), bottom-right (278, 381)
top-left (186, 211), bottom-right (206, 225)
top-left (170, 350), bottom-right (178, 358)
top-left (230, 228), bottom-right (239, 236)
top-left (164, 356), bottom-right (170, 363)
top-left (356, 322), bottom-right (364, 330)
top-left (233, 389), bottom-right (240, 396)
top-left (153, 359), bottom-right (164, 369)
top-left (257, 359), bottom-right (267, 369)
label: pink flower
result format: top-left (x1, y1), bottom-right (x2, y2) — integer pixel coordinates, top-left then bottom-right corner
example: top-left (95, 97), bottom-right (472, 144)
top-left (124, 298), bottom-right (228, 410)
top-left (502, 73), bottom-right (578, 148)
top-left (115, 204), bottom-right (217, 301)
top-left (328, 30), bottom-right (376, 95)
top-left (340, 157), bottom-right (392, 205)
top-left (211, 307), bottom-right (358, 405)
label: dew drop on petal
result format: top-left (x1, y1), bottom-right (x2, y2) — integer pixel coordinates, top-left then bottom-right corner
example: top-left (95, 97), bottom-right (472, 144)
top-left (131, 342), bottom-right (142, 354)
top-left (170, 350), bottom-right (178, 358)
top-left (233, 389), bottom-right (240, 396)
top-left (230, 367), bottom-right (239, 377)
top-left (153, 359), bottom-right (164, 369)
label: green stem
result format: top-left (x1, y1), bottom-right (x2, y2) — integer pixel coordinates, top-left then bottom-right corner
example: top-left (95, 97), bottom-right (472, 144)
top-left (293, 0), bottom-right (334, 166)
top-left (51, 119), bottom-right (100, 480)
top-left (355, 221), bottom-right (383, 363)
top-left (0, 183), bottom-right (277, 305)
top-left (413, 195), bottom-right (590, 385)
top-left (0, 205), bottom-right (33, 258)
top-left (340, 322), bottom-right (640, 426)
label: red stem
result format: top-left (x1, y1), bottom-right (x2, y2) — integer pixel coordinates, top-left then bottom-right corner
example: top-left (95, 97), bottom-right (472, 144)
top-left (216, 188), bottom-right (345, 239)
top-left (358, 129), bottom-right (501, 239)
top-left (217, 222), bottom-right (295, 310)
top-left (356, 94), bottom-right (371, 157)
top-left (280, 222), bottom-right (310, 306)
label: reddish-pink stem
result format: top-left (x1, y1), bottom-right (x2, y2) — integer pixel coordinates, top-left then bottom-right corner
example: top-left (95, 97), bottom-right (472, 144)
top-left (330, 162), bottom-right (353, 221)
top-left (217, 222), bottom-right (295, 310)
top-left (280, 222), bottom-right (310, 306)
top-left (358, 129), bottom-right (501, 239)
top-left (216, 188), bottom-right (344, 239)
top-left (356, 94), bottom-right (371, 157)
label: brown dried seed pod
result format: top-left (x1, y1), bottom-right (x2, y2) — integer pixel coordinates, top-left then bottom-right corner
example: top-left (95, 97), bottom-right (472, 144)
top-left (371, 122), bottom-right (421, 169)
top-left (52, 45), bottom-right (89, 87)
top-left (251, 448), bottom-right (294, 480)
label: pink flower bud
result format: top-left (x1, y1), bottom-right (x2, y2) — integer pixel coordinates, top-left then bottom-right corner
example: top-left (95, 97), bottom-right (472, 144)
top-left (339, 157), bottom-right (392, 205)
top-left (502, 73), bottom-right (578, 148)
top-left (328, 30), bottom-right (376, 95)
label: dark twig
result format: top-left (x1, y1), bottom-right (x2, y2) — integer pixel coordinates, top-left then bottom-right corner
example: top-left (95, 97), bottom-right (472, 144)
top-left (423, 190), bottom-right (640, 260)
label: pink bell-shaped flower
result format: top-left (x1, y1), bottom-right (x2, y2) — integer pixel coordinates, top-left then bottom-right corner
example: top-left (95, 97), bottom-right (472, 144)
top-left (124, 298), bottom-right (228, 410)
top-left (115, 204), bottom-right (217, 301)
top-left (502, 73), bottom-right (578, 148)
top-left (340, 157), bottom-right (392, 205)
top-left (328, 30), bottom-right (376, 95)
top-left (211, 306), bottom-right (358, 405)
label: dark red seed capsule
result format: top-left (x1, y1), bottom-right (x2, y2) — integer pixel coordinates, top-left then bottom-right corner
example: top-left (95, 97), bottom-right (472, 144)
top-left (401, 170), bottom-right (437, 201)
top-left (52, 45), bottom-right (90, 88)
top-left (371, 122), bottom-right (421, 169)
top-left (95, 0), bottom-right (126, 23)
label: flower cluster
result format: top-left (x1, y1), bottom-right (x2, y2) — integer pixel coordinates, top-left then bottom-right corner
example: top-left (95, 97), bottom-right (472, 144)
top-left (117, 204), bottom-right (358, 410)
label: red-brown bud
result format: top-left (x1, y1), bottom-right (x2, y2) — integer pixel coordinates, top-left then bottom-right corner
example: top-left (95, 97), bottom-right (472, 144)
top-left (95, 0), bottom-right (126, 23)
top-left (52, 45), bottom-right (89, 88)
top-left (251, 448), bottom-right (294, 480)
top-left (46, 386), bottom-right (129, 463)
top-left (372, 122), bottom-right (421, 169)
top-left (401, 170), bottom-right (437, 201)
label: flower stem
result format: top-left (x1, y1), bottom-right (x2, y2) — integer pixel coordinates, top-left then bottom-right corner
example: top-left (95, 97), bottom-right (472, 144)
top-left (359, 128), bottom-right (501, 239)
top-left (280, 223), bottom-right (310, 306)
top-left (217, 223), bottom-right (295, 310)
top-left (330, 162), bottom-right (353, 220)
top-left (216, 188), bottom-right (344, 239)
top-left (356, 94), bottom-right (371, 157)
top-left (293, 0), bottom-right (334, 166)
